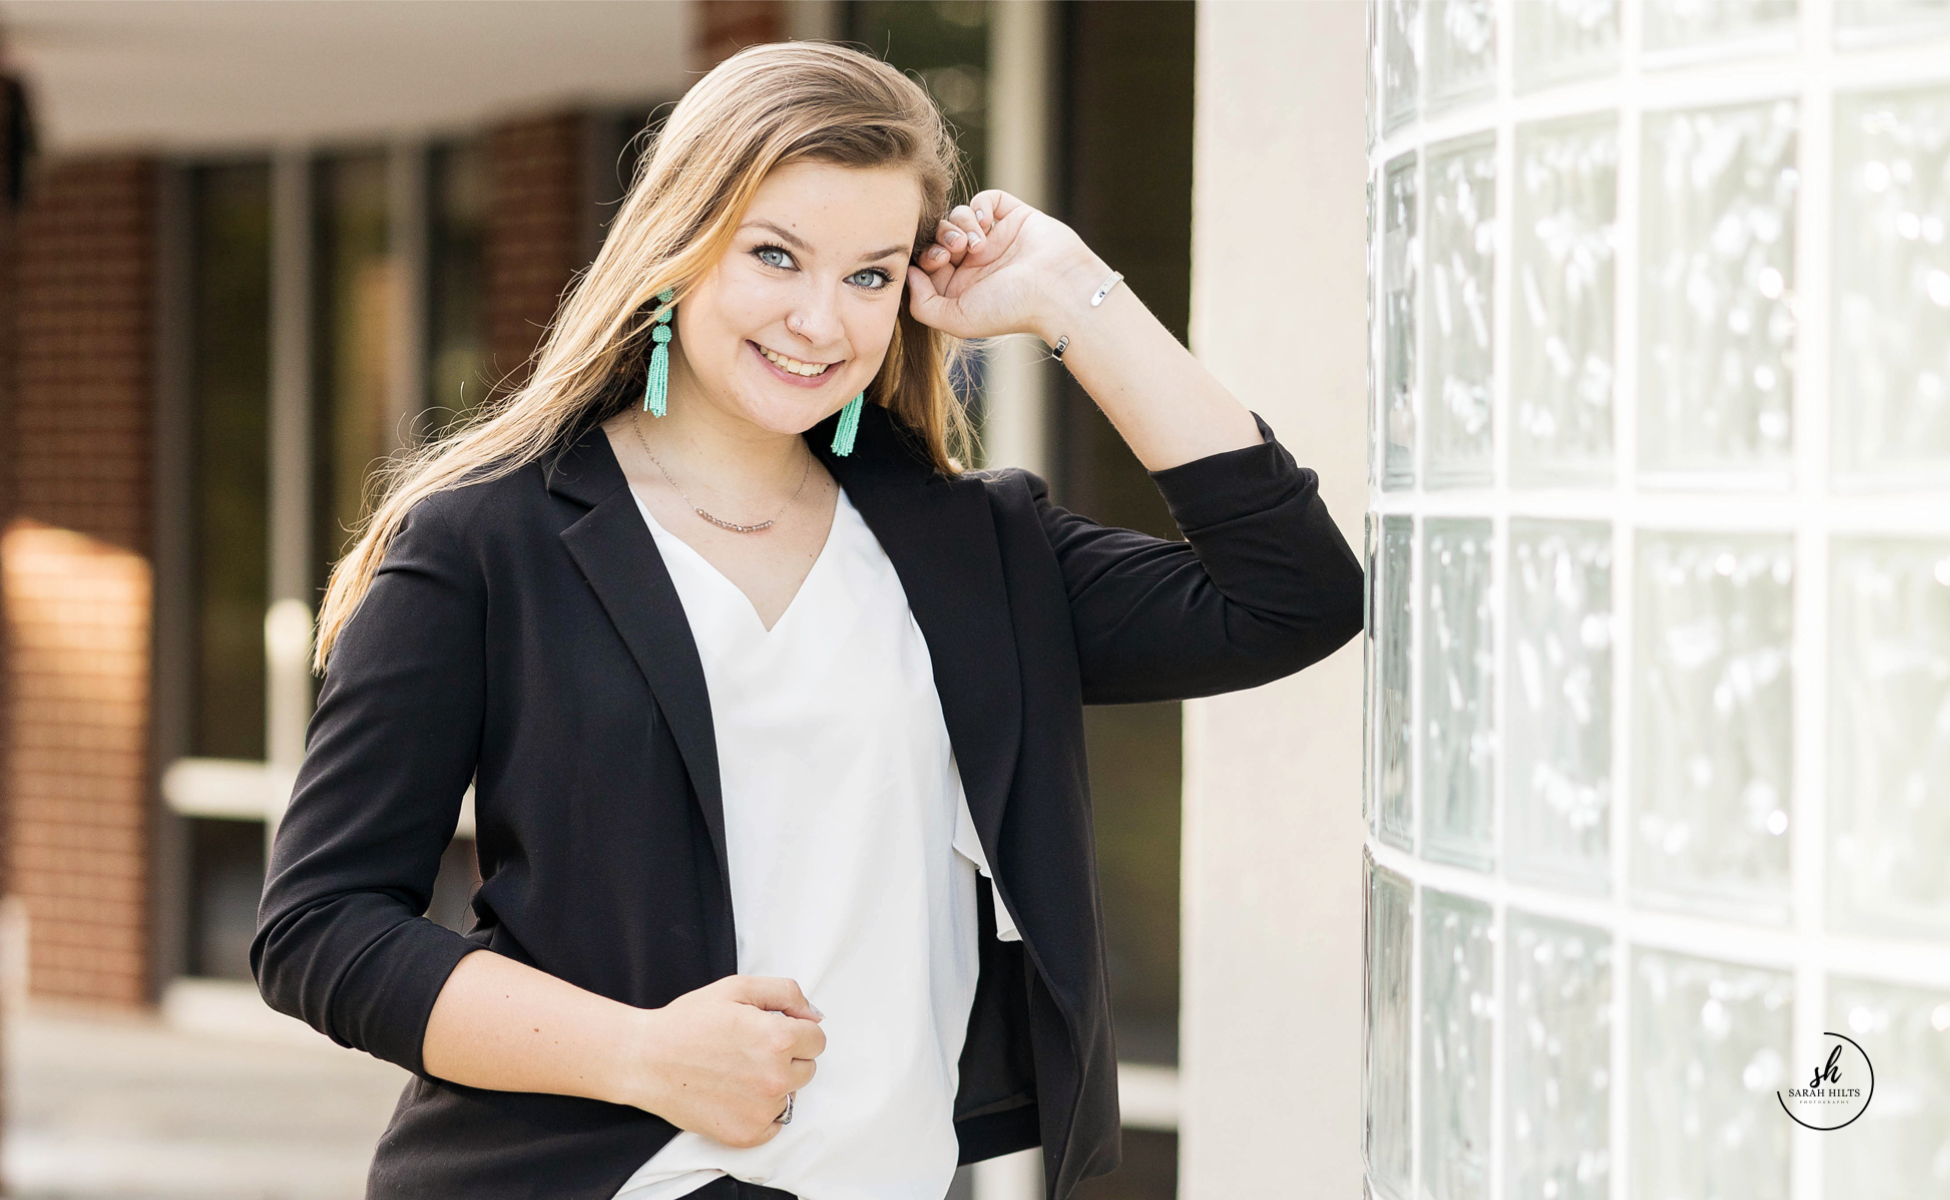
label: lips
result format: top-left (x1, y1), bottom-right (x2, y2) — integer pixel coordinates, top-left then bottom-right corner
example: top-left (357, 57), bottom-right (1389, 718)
top-left (754, 342), bottom-right (835, 378)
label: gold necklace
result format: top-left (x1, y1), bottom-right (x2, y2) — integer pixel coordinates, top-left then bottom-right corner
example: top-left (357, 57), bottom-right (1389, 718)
top-left (631, 409), bottom-right (813, 534)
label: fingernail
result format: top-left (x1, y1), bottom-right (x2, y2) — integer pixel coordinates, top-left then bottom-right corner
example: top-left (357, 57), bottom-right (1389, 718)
top-left (809, 1004), bottom-right (826, 1020)
top-left (946, 229), bottom-right (964, 243)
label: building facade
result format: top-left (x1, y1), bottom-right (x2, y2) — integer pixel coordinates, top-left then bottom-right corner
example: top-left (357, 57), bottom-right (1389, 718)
top-left (0, 3), bottom-right (1327, 1198)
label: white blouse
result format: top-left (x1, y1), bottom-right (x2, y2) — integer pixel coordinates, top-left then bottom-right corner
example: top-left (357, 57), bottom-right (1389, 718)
top-left (611, 483), bottom-right (1016, 1200)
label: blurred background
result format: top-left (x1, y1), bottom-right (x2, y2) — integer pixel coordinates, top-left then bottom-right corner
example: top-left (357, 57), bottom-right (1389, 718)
top-left (2, 2), bottom-right (1948, 1200)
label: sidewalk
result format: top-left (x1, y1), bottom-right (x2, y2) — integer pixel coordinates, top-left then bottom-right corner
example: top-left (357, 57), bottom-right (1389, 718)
top-left (4, 983), bottom-right (409, 1200)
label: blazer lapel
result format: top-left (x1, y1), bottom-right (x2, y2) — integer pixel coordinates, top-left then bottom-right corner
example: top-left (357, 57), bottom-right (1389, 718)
top-left (547, 428), bottom-right (735, 971)
top-left (815, 405), bottom-right (1025, 872)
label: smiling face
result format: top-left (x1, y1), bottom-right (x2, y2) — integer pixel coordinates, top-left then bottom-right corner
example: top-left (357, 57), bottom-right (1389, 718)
top-left (667, 159), bottom-right (923, 437)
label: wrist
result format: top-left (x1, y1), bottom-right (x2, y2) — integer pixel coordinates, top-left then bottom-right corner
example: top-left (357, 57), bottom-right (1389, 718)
top-left (1032, 250), bottom-right (1116, 346)
top-left (615, 1005), bottom-right (673, 1112)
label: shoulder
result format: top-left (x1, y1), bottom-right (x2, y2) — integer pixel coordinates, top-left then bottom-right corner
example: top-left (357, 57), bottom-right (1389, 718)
top-left (960, 464), bottom-right (1052, 506)
top-left (388, 455), bottom-right (564, 566)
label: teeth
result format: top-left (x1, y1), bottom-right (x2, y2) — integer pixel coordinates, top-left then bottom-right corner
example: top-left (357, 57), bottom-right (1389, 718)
top-left (759, 345), bottom-right (832, 377)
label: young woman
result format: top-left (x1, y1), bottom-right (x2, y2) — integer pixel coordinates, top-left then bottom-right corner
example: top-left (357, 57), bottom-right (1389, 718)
top-left (254, 41), bottom-right (1362, 1200)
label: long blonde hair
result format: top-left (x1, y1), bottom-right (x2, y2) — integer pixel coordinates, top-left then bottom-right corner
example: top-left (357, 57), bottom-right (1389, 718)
top-left (315, 41), bottom-right (969, 671)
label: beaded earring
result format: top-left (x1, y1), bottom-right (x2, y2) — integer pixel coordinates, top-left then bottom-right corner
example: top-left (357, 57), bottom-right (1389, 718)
top-left (831, 392), bottom-right (864, 457)
top-left (642, 288), bottom-right (676, 416)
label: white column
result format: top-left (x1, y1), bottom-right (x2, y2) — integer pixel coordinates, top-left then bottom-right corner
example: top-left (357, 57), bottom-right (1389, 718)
top-left (979, 0), bottom-right (1052, 475)
top-left (972, 9), bottom-right (1055, 1191)
top-left (783, 0), bottom-right (841, 43)
top-left (265, 148), bottom-right (314, 838)
top-left (1180, 3), bottom-right (1369, 1198)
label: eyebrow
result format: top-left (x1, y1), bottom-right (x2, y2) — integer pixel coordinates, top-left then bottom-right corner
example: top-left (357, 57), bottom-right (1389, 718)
top-left (741, 220), bottom-right (910, 265)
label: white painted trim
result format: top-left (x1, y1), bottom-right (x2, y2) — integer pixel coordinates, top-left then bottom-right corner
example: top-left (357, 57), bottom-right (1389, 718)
top-left (163, 756), bottom-right (476, 838)
top-left (978, 0), bottom-right (1053, 476)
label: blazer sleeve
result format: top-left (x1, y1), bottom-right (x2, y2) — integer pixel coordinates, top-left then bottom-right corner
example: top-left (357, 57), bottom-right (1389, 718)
top-left (251, 494), bottom-right (485, 1077)
top-left (1032, 413), bottom-right (1364, 705)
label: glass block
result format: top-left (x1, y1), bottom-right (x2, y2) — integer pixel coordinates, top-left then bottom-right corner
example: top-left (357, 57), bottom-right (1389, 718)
top-left (1372, 171), bottom-right (1388, 495)
top-left (1832, 88), bottom-right (1950, 487)
top-left (1631, 949), bottom-right (1792, 1200)
top-left (1828, 976), bottom-right (1950, 1196)
top-left (1639, 102), bottom-right (1799, 479)
top-left (1385, 0), bottom-right (1422, 135)
top-left (1507, 911), bottom-right (1612, 1200)
top-left (1643, 0), bottom-right (1799, 53)
top-left (1423, 519), bottom-right (1494, 869)
top-left (1385, 154), bottom-right (1420, 491)
top-left (1368, 0), bottom-right (1379, 152)
top-left (1633, 533), bottom-right (1793, 923)
top-left (1507, 520), bottom-right (1612, 892)
top-left (1421, 889), bottom-right (1493, 1200)
top-left (1381, 516), bottom-right (1417, 850)
top-left (1365, 855), bottom-right (1414, 1200)
top-left (1837, 0), bottom-right (1950, 41)
top-left (1426, 0), bottom-right (1496, 113)
top-left (1827, 537), bottom-right (1950, 940)
top-left (1515, 0), bottom-right (1620, 92)
top-left (1425, 136), bottom-right (1497, 489)
top-left (1512, 116), bottom-right (1618, 487)
top-left (1365, 513), bottom-right (1379, 838)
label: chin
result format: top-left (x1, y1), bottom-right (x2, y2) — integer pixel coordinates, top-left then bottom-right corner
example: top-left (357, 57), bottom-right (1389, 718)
top-left (728, 381), bottom-right (850, 437)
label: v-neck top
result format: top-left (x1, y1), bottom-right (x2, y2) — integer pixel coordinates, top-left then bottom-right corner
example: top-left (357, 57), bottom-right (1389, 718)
top-left (613, 483), bottom-right (1016, 1200)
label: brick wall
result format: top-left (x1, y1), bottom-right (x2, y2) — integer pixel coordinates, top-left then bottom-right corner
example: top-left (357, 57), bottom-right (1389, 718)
top-left (482, 2), bottom-right (784, 398)
top-left (697, 1), bottom-right (783, 69)
top-left (485, 113), bottom-right (584, 396)
top-left (4, 157), bottom-right (156, 1005)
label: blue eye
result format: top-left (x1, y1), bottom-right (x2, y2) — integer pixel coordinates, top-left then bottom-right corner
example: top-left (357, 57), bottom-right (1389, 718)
top-left (754, 245), bottom-right (794, 269)
top-left (848, 268), bottom-right (893, 291)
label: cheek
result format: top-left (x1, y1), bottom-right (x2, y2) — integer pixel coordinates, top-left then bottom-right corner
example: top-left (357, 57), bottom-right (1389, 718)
top-left (849, 301), bottom-right (903, 371)
top-left (679, 273), bottom-right (768, 354)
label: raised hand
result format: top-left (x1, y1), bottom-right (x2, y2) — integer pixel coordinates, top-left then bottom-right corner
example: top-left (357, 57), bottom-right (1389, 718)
top-left (905, 189), bottom-right (1107, 344)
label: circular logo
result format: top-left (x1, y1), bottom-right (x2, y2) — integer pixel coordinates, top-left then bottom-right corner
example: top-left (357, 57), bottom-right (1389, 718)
top-left (1777, 1031), bottom-right (1874, 1131)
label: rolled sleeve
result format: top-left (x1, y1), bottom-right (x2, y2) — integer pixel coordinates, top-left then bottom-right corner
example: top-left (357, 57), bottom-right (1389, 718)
top-left (1033, 412), bottom-right (1364, 704)
top-left (251, 496), bottom-right (487, 1077)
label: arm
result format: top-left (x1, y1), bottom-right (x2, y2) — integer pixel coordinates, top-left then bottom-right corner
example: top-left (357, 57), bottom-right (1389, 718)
top-left (906, 189), bottom-right (1263, 470)
top-left (908, 192), bottom-right (1363, 700)
top-left (1018, 420), bottom-right (1363, 705)
top-left (423, 953), bottom-right (825, 1149)
top-left (252, 495), bottom-right (822, 1149)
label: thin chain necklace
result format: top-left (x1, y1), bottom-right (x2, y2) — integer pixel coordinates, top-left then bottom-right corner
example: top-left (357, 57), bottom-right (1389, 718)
top-left (631, 408), bottom-right (813, 534)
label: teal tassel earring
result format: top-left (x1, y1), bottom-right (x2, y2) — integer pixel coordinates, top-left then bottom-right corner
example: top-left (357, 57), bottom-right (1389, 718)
top-left (831, 392), bottom-right (864, 456)
top-left (642, 288), bottom-right (676, 416)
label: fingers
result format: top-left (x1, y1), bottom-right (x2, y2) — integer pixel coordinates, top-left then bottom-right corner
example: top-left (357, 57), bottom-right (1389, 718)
top-left (785, 1055), bottom-right (818, 1091)
top-left (920, 202), bottom-right (996, 272)
top-left (783, 1012), bottom-right (827, 1061)
top-left (721, 974), bottom-right (822, 1022)
top-left (905, 264), bottom-right (952, 330)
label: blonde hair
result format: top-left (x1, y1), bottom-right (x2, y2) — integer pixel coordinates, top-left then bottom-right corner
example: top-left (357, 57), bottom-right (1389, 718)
top-left (314, 41), bottom-right (969, 671)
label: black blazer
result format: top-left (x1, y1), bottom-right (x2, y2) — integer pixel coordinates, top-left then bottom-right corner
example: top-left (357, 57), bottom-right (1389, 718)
top-left (253, 399), bottom-right (1362, 1200)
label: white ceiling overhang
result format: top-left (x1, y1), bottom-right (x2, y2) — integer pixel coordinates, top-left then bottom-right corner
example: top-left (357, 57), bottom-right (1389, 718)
top-left (0, 0), bottom-right (696, 155)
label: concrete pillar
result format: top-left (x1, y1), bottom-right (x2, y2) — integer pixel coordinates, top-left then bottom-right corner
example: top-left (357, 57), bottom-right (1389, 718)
top-left (1180, 3), bottom-right (1369, 1197)
top-left (979, 0), bottom-right (1053, 476)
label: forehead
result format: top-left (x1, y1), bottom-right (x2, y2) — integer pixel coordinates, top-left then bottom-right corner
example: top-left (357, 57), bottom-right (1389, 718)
top-left (744, 160), bottom-right (924, 251)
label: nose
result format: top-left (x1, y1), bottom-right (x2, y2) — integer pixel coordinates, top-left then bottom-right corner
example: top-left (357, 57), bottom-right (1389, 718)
top-left (785, 283), bottom-right (845, 353)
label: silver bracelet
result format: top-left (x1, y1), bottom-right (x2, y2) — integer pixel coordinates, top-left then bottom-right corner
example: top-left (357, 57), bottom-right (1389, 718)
top-left (1050, 271), bottom-right (1124, 363)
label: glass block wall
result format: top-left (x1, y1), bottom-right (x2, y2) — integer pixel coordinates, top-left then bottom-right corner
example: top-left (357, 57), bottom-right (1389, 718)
top-left (1362, 3), bottom-right (1950, 1198)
